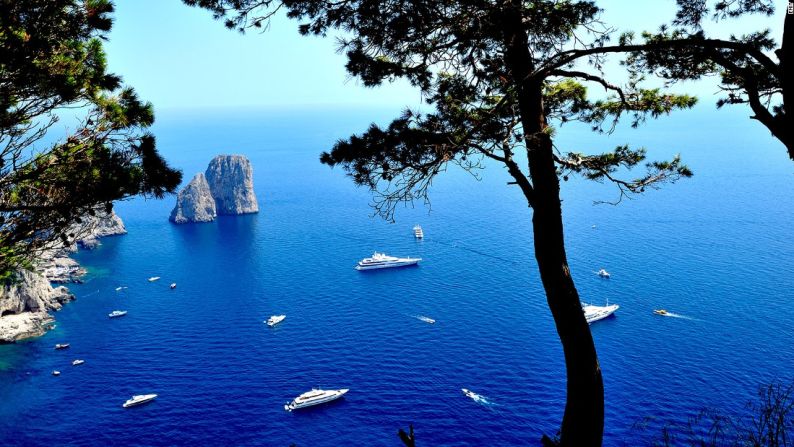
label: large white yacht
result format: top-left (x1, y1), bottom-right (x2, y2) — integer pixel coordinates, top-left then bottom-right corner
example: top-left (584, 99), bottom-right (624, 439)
top-left (284, 388), bottom-right (349, 411)
top-left (123, 394), bottom-right (158, 408)
top-left (413, 225), bottom-right (424, 239)
top-left (355, 252), bottom-right (421, 271)
top-left (582, 303), bottom-right (619, 324)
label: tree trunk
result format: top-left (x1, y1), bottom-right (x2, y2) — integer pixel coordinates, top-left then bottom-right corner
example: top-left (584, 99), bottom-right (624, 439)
top-left (502, 4), bottom-right (604, 446)
top-left (781, 7), bottom-right (793, 160)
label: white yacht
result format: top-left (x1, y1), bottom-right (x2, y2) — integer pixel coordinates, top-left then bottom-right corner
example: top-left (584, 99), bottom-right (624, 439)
top-left (170, 283), bottom-right (177, 289)
top-left (416, 315), bottom-right (436, 324)
top-left (413, 225), bottom-right (424, 239)
top-left (355, 252), bottom-right (421, 271)
top-left (72, 359), bottom-right (85, 366)
top-left (123, 394), bottom-right (158, 408)
top-left (582, 303), bottom-right (619, 324)
top-left (266, 315), bottom-right (286, 327)
top-left (52, 370), bottom-right (61, 376)
top-left (284, 388), bottom-right (349, 411)
top-left (54, 343), bottom-right (70, 350)
top-left (597, 269), bottom-right (610, 278)
top-left (148, 276), bottom-right (160, 282)
top-left (108, 310), bottom-right (127, 318)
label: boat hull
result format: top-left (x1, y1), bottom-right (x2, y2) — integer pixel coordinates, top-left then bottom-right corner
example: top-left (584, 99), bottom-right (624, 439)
top-left (123, 394), bottom-right (158, 408)
top-left (355, 260), bottom-right (420, 271)
top-left (284, 389), bottom-right (349, 411)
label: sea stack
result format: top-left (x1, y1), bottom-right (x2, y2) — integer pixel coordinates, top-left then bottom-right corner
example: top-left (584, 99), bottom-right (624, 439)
top-left (169, 173), bottom-right (217, 224)
top-left (205, 155), bottom-right (259, 215)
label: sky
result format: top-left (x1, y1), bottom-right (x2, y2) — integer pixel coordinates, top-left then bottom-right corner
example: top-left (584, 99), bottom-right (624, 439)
top-left (104, 0), bottom-right (787, 112)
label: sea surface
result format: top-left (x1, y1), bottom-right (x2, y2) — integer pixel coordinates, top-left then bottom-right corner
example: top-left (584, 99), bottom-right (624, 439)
top-left (1, 106), bottom-right (792, 446)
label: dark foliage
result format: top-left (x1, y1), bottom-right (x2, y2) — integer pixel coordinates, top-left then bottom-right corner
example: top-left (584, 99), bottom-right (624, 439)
top-left (0, 0), bottom-right (182, 279)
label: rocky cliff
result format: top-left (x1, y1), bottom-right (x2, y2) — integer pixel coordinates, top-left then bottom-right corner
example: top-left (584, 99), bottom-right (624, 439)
top-left (205, 155), bottom-right (258, 215)
top-left (0, 270), bottom-right (74, 343)
top-left (0, 209), bottom-right (126, 343)
top-left (169, 173), bottom-right (217, 224)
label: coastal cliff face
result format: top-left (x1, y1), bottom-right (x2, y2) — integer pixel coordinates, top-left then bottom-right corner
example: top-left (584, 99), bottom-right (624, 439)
top-left (169, 173), bottom-right (217, 224)
top-left (0, 209), bottom-right (125, 343)
top-left (0, 270), bottom-right (74, 343)
top-left (205, 155), bottom-right (258, 215)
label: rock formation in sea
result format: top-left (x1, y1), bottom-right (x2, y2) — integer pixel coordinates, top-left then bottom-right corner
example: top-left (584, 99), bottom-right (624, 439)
top-left (0, 208), bottom-right (126, 343)
top-left (169, 173), bottom-right (217, 224)
top-left (169, 155), bottom-right (258, 223)
top-left (205, 155), bottom-right (258, 215)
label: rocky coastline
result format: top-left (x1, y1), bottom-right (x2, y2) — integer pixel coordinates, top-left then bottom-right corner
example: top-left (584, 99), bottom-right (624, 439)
top-left (0, 209), bottom-right (127, 343)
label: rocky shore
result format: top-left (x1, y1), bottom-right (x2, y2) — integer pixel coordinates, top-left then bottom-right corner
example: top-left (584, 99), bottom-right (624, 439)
top-left (170, 155), bottom-right (258, 224)
top-left (0, 209), bottom-right (126, 343)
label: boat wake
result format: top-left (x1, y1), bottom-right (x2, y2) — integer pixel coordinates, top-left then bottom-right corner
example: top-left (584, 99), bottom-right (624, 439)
top-left (658, 312), bottom-right (699, 321)
top-left (462, 389), bottom-right (496, 407)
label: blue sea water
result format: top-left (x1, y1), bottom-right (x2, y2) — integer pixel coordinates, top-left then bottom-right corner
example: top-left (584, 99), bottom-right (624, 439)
top-left (1, 106), bottom-right (793, 446)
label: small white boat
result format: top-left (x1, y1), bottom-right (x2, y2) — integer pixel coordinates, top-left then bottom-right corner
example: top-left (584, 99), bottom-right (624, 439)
top-left (355, 252), bottom-right (421, 271)
top-left (52, 370), bottom-right (61, 376)
top-left (54, 343), bottom-right (70, 350)
top-left (597, 269), bottom-right (610, 278)
top-left (417, 315), bottom-right (435, 324)
top-left (108, 310), bottom-right (127, 318)
top-left (72, 359), bottom-right (85, 366)
top-left (148, 276), bottom-right (160, 282)
top-left (413, 225), bottom-right (424, 239)
top-left (266, 315), bottom-right (286, 327)
top-left (123, 394), bottom-right (158, 408)
top-left (170, 283), bottom-right (176, 289)
top-left (115, 286), bottom-right (127, 291)
top-left (582, 303), bottom-right (620, 324)
top-left (284, 388), bottom-right (348, 411)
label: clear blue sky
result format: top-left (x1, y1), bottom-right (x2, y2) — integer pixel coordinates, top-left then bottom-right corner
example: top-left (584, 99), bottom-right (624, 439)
top-left (105, 0), bottom-right (787, 111)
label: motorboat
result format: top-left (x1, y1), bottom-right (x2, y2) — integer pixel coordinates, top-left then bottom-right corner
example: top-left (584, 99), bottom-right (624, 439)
top-left (170, 283), bottom-right (177, 289)
top-left (52, 370), bottom-right (61, 376)
top-left (284, 388), bottom-right (349, 411)
top-left (148, 276), bottom-right (160, 282)
top-left (355, 252), bottom-right (421, 271)
top-left (54, 343), bottom-right (70, 350)
top-left (582, 303), bottom-right (619, 324)
top-left (108, 310), bottom-right (127, 318)
top-left (123, 394), bottom-right (158, 408)
top-left (72, 359), bottom-right (85, 366)
top-left (654, 309), bottom-right (669, 316)
top-left (417, 315), bottom-right (435, 324)
top-left (266, 315), bottom-right (286, 327)
top-left (597, 269), bottom-right (611, 278)
top-left (413, 225), bottom-right (424, 239)
top-left (115, 286), bottom-right (127, 291)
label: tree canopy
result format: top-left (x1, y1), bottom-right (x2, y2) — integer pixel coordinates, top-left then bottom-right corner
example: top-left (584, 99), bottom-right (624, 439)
top-left (0, 0), bottom-right (182, 280)
top-left (183, 1), bottom-right (707, 445)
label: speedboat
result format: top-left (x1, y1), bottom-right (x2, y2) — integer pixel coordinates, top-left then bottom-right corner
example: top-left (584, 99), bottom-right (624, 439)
top-left (170, 283), bottom-right (177, 289)
top-left (582, 303), bottom-right (619, 324)
top-left (417, 315), bottom-right (435, 324)
top-left (72, 359), bottom-right (85, 366)
top-left (123, 394), bottom-right (158, 408)
top-left (108, 310), bottom-right (127, 318)
top-left (54, 343), bottom-right (70, 350)
top-left (148, 276), bottom-right (160, 282)
top-left (597, 269), bottom-right (611, 278)
top-left (284, 388), bottom-right (349, 411)
top-left (355, 252), bottom-right (421, 271)
top-left (654, 309), bottom-right (669, 316)
top-left (266, 315), bottom-right (286, 327)
top-left (461, 388), bottom-right (489, 404)
top-left (52, 370), bottom-right (61, 376)
top-left (413, 225), bottom-right (424, 239)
